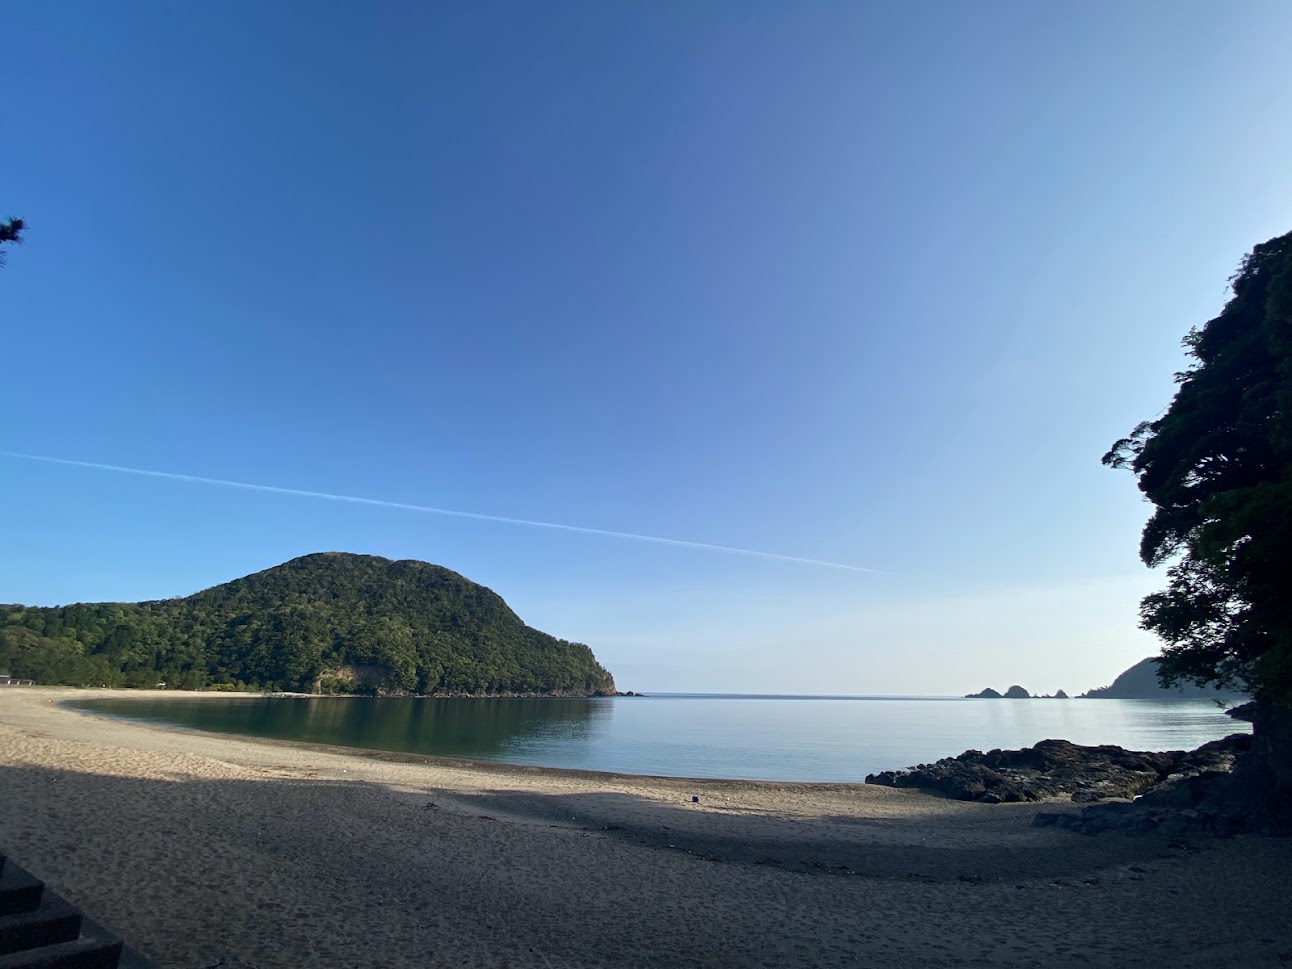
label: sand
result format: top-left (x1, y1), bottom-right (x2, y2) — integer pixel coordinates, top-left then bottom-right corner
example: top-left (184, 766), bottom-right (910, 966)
top-left (0, 689), bottom-right (1287, 969)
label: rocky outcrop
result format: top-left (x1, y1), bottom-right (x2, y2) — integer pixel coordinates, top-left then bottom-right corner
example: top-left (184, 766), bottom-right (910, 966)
top-left (964, 685), bottom-right (1069, 698)
top-left (1037, 704), bottom-right (1290, 835)
top-left (869, 705), bottom-right (1288, 836)
top-left (865, 735), bottom-right (1253, 805)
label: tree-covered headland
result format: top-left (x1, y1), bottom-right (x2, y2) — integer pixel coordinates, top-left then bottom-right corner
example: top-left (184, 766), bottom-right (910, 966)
top-left (0, 553), bottom-right (617, 696)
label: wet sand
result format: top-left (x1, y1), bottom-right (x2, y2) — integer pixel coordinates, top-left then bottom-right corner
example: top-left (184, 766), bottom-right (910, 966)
top-left (0, 688), bottom-right (1287, 968)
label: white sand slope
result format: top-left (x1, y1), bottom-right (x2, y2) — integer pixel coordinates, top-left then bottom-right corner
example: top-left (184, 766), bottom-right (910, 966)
top-left (0, 688), bottom-right (1287, 968)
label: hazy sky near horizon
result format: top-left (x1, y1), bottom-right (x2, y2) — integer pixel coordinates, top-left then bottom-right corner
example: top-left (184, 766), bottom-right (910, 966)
top-left (3, 2), bottom-right (1291, 695)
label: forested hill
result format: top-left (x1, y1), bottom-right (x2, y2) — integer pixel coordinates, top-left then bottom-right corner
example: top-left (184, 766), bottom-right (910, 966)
top-left (0, 553), bottom-right (617, 695)
top-left (1080, 658), bottom-right (1245, 700)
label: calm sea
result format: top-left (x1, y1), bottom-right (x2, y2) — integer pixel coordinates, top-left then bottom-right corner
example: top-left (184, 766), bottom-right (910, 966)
top-left (70, 693), bottom-right (1248, 782)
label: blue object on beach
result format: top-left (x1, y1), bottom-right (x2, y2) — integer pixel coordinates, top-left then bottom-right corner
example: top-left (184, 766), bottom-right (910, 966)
top-left (692, 795), bottom-right (700, 803)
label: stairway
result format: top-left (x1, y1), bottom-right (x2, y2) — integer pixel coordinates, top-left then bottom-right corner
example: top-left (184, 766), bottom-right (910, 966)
top-left (0, 852), bottom-right (153, 969)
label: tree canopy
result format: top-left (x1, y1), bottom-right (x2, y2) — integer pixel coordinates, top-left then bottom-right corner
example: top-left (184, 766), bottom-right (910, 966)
top-left (1104, 230), bottom-right (1292, 705)
top-left (0, 552), bottom-right (617, 695)
top-left (0, 216), bottom-right (24, 266)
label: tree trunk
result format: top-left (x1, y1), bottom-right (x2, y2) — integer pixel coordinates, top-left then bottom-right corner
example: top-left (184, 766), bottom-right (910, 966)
top-left (1206, 702), bottom-right (1292, 833)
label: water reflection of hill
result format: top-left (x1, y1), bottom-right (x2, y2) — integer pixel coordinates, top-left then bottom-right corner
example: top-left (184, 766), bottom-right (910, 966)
top-left (72, 696), bottom-right (613, 760)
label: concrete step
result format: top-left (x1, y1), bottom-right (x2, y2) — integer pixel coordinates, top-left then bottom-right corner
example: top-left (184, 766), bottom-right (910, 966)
top-left (0, 896), bottom-right (83, 956)
top-left (0, 870), bottom-right (42, 918)
top-left (0, 858), bottom-right (154, 969)
top-left (73, 918), bottom-right (150, 969)
top-left (0, 935), bottom-right (123, 969)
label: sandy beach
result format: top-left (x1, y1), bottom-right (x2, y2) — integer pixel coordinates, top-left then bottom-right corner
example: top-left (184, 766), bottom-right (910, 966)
top-left (0, 689), bottom-right (1287, 968)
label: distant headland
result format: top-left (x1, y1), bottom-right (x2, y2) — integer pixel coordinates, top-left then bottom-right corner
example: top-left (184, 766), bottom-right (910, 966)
top-left (965, 656), bottom-right (1248, 700)
top-left (1077, 657), bottom-right (1245, 700)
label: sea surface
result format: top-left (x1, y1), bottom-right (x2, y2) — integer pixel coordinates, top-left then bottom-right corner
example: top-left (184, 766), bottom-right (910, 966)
top-left (70, 693), bottom-right (1249, 782)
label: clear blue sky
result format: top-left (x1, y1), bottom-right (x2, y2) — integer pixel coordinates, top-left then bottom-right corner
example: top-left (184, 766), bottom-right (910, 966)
top-left (3, 2), bottom-right (1290, 694)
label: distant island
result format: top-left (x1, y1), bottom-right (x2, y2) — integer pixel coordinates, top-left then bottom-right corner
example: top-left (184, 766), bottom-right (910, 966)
top-left (0, 552), bottom-right (617, 696)
top-left (964, 686), bottom-right (1067, 699)
top-left (966, 656), bottom-right (1249, 700)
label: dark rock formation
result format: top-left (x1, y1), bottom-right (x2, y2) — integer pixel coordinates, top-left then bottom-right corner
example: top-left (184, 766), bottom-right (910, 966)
top-left (865, 735), bottom-right (1252, 805)
top-left (965, 686), bottom-right (1070, 699)
top-left (1226, 700), bottom-right (1257, 722)
top-left (1037, 705), bottom-right (1290, 836)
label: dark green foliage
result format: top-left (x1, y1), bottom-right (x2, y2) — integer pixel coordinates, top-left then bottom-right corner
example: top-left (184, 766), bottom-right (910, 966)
top-left (1104, 230), bottom-right (1292, 703)
top-left (0, 217), bottom-right (24, 266)
top-left (0, 553), bottom-right (617, 695)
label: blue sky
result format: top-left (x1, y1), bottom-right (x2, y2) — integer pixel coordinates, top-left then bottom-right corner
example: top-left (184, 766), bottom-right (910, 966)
top-left (3, 2), bottom-right (1291, 694)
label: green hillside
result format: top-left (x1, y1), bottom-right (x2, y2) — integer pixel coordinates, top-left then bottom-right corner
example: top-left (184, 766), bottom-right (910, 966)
top-left (0, 553), bottom-right (616, 695)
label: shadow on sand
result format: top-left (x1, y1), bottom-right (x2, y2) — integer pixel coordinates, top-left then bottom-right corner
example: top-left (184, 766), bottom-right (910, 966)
top-left (1, 759), bottom-right (1282, 969)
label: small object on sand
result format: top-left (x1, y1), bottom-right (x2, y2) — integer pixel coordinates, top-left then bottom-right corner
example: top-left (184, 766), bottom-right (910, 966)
top-left (692, 795), bottom-right (700, 803)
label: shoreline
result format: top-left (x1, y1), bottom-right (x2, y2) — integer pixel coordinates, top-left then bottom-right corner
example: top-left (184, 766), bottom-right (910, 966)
top-left (60, 686), bottom-right (1246, 787)
top-left (63, 693), bottom-right (867, 789)
top-left (2, 687), bottom-right (1289, 968)
top-left (35, 684), bottom-right (1244, 700)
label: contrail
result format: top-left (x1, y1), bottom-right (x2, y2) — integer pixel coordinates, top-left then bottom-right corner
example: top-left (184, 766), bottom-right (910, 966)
top-left (0, 450), bottom-right (884, 574)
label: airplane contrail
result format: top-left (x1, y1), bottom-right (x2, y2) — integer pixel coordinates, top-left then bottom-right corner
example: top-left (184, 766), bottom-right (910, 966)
top-left (0, 450), bottom-right (885, 574)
